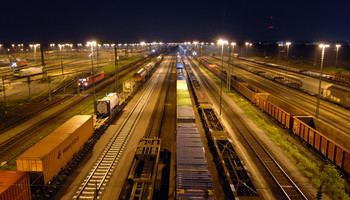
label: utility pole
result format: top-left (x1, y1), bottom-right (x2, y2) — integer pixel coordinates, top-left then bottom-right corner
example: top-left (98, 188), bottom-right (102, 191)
top-left (61, 58), bottom-right (64, 74)
top-left (114, 43), bottom-right (119, 92)
top-left (27, 76), bottom-right (31, 99)
top-left (2, 76), bottom-right (6, 109)
top-left (227, 44), bottom-right (232, 91)
top-left (316, 45), bottom-right (328, 118)
top-left (40, 44), bottom-right (47, 78)
top-left (91, 54), bottom-right (96, 115)
top-left (47, 76), bottom-right (51, 101)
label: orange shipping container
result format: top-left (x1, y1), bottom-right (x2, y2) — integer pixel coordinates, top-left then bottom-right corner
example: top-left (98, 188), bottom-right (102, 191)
top-left (0, 171), bottom-right (31, 200)
top-left (16, 115), bottom-right (93, 184)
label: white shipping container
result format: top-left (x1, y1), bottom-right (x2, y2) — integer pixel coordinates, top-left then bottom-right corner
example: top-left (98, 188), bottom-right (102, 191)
top-left (95, 93), bottom-right (119, 116)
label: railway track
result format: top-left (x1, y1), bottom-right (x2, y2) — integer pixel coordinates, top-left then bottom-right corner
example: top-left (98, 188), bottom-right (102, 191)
top-left (0, 56), bottom-right (149, 134)
top-left (0, 56), bottom-right (153, 162)
top-left (73, 60), bottom-right (160, 199)
top-left (146, 55), bottom-right (176, 138)
top-left (187, 56), bottom-right (309, 200)
top-left (206, 57), bottom-right (350, 133)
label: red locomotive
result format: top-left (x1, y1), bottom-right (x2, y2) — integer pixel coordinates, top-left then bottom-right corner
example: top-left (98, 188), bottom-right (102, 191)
top-left (78, 71), bottom-right (104, 88)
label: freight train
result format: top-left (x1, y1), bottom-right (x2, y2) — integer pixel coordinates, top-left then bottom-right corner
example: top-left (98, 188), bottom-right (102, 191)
top-left (176, 54), bottom-right (215, 199)
top-left (195, 55), bottom-right (350, 176)
top-left (133, 55), bottom-right (163, 82)
top-left (0, 54), bottom-right (167, 199)
top-left (184, 56), bottom-right (260, 199)
top-left (241, 57), bottom-right (350, 86)
top-left (198, 57), bottom-right (350, 108)
top-left (13, 66), bottom-right (43, 77)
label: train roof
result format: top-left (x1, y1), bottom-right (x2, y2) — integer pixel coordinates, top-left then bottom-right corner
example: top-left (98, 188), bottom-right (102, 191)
top-left (17, 115), bottom-right (92, 159)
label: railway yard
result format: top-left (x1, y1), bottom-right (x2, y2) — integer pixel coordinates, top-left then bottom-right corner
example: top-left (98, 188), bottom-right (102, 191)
top-left (1, 43), bottom-right (350, 200)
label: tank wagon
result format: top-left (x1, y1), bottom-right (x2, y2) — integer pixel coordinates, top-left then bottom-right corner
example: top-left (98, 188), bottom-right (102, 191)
top-left (95, 93), bottom-right (119, 117)
top-left (133, 55), bottom-right (163, 82)
top-left (16, 115), bottom-right (94, 185)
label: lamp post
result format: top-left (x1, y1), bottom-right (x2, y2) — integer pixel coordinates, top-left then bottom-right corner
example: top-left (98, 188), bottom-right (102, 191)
top-left (200, 42), bottom-right (204, 57)
top-left (335, 44), bottom-right (341, 67)
top-left (87, 41), bottom-right (97, 115)
top-left (245, 42), bottom-right (249, 57)
top-left (33, 44), bottom-right (40, 67)
top-left (218, 39), bottom-right (228, 115)
top-left (140, 41), bottom-right (145, 56)
top-left (286, 42), bottom-right (291, 61)
top-left (315, 44), bottom-right (329, 118)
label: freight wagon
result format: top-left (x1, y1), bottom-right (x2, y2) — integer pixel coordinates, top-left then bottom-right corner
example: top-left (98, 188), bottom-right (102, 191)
top-left (123, 79), bottom-right (136, 93)
top-left (13, 66), bottom-right (43, 77)
top-left (176, 123), bottom-right (215, 199)
top-left (0, 171), bottom-right (31, 200)
top-left (293, 116), bottom-right (350, 173)
top-left (176, 60), bottom-right (215, 199)
top-left (95, 93), bottom-right (119, 117)
top-left (16, 115), bottom-right (94, 185)
top-left (333, 73), bottom-right (350, 85)
top-left (119, 138), bottom-right (161, 199)
top-left (133, 61), bottom-right (157, 82)
top-left (195, 56), bottom-right (350, 175)
top-left (255, 93), bottom-right (307, 129)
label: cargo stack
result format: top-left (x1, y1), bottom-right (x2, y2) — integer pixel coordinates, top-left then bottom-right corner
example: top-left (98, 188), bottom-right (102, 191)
top-left (16, 115), bottom-right (94, 184)
top-left (0, 171), bottom-right (31, 200)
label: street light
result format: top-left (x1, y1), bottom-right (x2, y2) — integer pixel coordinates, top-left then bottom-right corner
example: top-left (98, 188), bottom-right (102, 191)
top-left (33, 44), bottom-right (40, 67)
top-left (335, 44), bottom-right (341, 67)
top-left (86, 41), bottom-right (97, 114)
top-left (140, 41), bottom-right (145, 55)
top-left (286, 42), bottom-right (291, 61)
top-left (218, 39), bottom-right (228, 115)
top-left (315, 44), bottom-right (329, 118)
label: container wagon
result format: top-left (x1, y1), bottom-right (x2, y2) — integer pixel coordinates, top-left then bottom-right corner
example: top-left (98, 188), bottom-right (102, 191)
top-left (95, 93), bottom-right (119, 117)
top-left (119, 138), bottom-right (161, 200)
top-left (176, 123), bottom-right (215, 199)
top-left (0, 171), bottom-right (31, 200)
top-left (176, 62), bottom-right (215, 199)
top-left (16, 115), bottom-right (94, 185)
top-left (123, 79), bottom-right (136, 93)
top-left (13, 67), bottom-right (43, 77)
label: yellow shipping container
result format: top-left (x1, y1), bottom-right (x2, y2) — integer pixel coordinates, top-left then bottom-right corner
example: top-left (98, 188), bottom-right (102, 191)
top-left (16, 115), bottom-right (94, 184)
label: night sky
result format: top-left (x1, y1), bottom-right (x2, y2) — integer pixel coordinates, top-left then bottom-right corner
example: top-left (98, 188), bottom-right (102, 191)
top-left (1, 0), bottom-right (349, 43)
